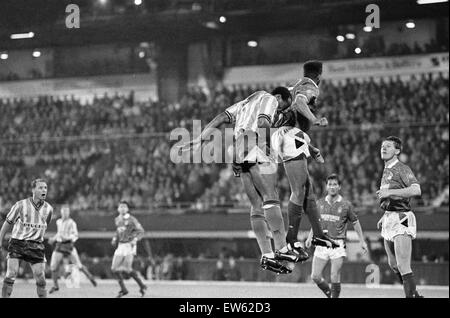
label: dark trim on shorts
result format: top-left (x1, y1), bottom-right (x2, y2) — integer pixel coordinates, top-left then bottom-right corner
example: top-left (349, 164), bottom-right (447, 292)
top-left (283, 153), bottom-right (308, 162)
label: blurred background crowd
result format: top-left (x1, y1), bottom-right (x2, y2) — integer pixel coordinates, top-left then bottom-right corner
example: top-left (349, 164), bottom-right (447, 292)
top-left (0, 73), bottom-right (448, 213)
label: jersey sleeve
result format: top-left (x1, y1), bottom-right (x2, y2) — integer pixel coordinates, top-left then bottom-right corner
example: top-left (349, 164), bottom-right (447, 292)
top-left (347, 202), bottom-right (358, 223)
top-left (293, 82), bottom-right (319, 106)
top-left (6, 201), bottom-right (21, 224)
top-left (400, 165), bottom-right (419, 187)
top-left (70, 220), bottom-right (79, 242)
top-left (257, 95), bottom-right (278, 125)
top-left (224, 102), bottom-right (240, 123)
top-left (46, 206), bottom-right (53, 225)
top-left (132, 217), bottom-right (145, 239)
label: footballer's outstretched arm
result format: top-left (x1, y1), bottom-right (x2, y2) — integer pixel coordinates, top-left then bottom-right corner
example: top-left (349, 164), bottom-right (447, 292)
top-left (291, 94), bottom-right (327, 127)
top-left (180, 112), bottom-right (230, 151)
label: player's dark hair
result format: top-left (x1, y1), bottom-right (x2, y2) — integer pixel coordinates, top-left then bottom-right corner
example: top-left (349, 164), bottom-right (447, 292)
top-left (31, 178), bottom-right (47, 189)
top-left (303, 60), bottom-right (323, 79)
top-left (326, 174), bottom-right (341, 185)
top-left (271, 86), bottom-right (291, 102)
top-left (384, 136), bottom-right (403, 153)
top-left (119, 200), bottom-right (131, 208)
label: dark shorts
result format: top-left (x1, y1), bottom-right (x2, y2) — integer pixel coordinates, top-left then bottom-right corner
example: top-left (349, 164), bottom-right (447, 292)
top-left (7, 238), bottom-right (46, 265)
top-left (55, 241), bottom-right (74, 256)
top-left (232, 161), bottom-right (256, 177)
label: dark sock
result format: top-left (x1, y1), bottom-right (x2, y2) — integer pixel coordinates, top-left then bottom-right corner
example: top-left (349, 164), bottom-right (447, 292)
top-left (129, 271), bottom-right (146, 289)
top-left (395, 271), bottom-right (403, 284)
top-left (315, 278), bottom-right (331, 298)
top-left (402, 272), bottom-right (417, 298)
top-left (304, 198), bottom-right (324, 237)
top-left (36, 281), bottom-right (47, 298)
top-left (2, 278), bottom-right (14, 298)
top-left (80, 265), bottom-right (95, 281)
top-left (51, 270), bottom-right (59, 289)
top-left (331, 283), bottom-right (341, 298)
top-left (114, 271), bottom-right (128, 292)
top-left (286, 201), bottom-right (303, 245)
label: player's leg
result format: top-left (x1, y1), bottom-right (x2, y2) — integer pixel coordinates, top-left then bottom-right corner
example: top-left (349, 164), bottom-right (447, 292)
top-left (383, 239), bottom-right (403, 284)
top-left (2, 258), bottom-right (20, 298)
top-left (248, 163), bottom-right (286, 251)
top-left (111, 253), bottom-right (129, 297)
top-left (283, 159), bottom-right (308, 244)
top-left (30, 262), bottom-right (47, 298)
top-left (49, 251), bottom-right (64, 293)
top-left (310, 254), bottom-right (331, 298)
top-left (124, 254), bottom-right (147, 296)
top-left (330, 257), bottom-right (345, 298)
top-left (241, 171), bottom-right (272, 255)
top-left (394, 234), bottom-right (421, 298)
top-left (70, 248), bottom-right (97, 286)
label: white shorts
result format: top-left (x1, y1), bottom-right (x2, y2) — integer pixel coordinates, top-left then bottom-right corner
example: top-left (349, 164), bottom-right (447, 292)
top-left (381, 211), bottom-right (417, 242)
top-left (234, 131), bottom-right (274, 164)
top-left (271, 127), bottom-right (311, 162)
top-left (114, 242), bottom-right (135, 257)
top-left (314, 239), bottom-right (347, 260)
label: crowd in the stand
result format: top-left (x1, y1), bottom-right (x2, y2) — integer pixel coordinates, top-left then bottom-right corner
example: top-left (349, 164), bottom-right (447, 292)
top-left (0, 72), bottom-right (448, 213)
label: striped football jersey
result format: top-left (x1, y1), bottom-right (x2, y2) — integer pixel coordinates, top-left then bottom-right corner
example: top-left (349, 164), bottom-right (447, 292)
top-left (6, 198), bottom-right (53, 242)
top-left (55, 218), bottom-right (78, 242)
top-left (224, 91), bottom-right (279, 138)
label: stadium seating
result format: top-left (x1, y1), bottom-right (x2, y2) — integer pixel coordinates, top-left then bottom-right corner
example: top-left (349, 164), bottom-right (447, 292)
top-left (0, 73), bottom-right (448, 213)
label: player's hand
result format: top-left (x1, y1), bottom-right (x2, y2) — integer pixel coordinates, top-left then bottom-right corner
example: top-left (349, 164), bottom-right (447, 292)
top-left (48, 237), bottom-right (55, 245)
top-left (310, 146), bottom-right (324, 164)
top-left (377, 216), bottom-right (384, 230)
top-left (177, 137), bottom-right (202, 153)
top-left (315, 117), bottom-right (328, 127)
top-left (376, 189), bottom-right (391, 200)
top-left (111, 237), bottom-right (117, 246)
top-left (305, 238), bottom-right (312, 249)
top-left (360, 241), bottom-right (368, 254)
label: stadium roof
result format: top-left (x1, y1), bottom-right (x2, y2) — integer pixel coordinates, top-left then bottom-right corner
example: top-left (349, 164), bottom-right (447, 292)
top-left (0, 0), bottom-right (447, 49)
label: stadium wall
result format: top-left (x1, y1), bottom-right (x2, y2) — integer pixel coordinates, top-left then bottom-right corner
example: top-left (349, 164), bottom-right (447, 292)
top-left (223, 52), bottom-right (449, 85)
top-left (0, 73), bottom-right (158, 102)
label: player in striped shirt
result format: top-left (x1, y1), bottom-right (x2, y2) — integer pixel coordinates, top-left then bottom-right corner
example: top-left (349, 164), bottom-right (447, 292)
top-left (111, 200), bottom-right (147, 297)
top-left (179, 87), bottom-right (301, 274)
top-left (0, 179), bottom-right (52, 298)
top-left (306, 174), bottom-right (368, 298)
top-left (272, 61), bottom-right (339, 258)
top-left (376, 136), bottom-right (423, 298)
top-left (48, 205), bottom-right (97, 294)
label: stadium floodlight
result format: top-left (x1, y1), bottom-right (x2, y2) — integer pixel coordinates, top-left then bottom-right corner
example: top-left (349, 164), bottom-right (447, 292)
top-left (345, 33), bottom-right (356, 40)
top-left (406, 21), bottom-right (416, 29)
top-left (0, 53), bottom-right (8, 60)
top-left (10, 32), bottom-right (35, 40)
top-left (247, 40), bottom-right (258, 48)
top-left (219, 16), bottom-right (227, 23)
top-left (363, 26), bottom-right (373, 32)
top-left (134, 0), bottom-right (142, 5)
top-left (417, 0), bottom-right (448, 4)
top-left (336, 35), bottom-right (345, 42)
top-left (32, 50), bottom-right (41, 58)
top-left (354, 47), bottom-right (362, 54)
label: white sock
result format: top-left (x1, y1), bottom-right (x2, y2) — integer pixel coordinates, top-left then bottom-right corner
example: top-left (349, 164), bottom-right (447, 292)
top-left (263, 252), bottom-right (275, 258)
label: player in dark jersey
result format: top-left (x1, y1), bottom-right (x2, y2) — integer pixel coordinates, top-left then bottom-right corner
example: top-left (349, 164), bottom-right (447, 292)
top-left (272, 61), bottom-right (339, 260)
top-left (111, 200), bottom-right (147, 297)
top-left (376, 136), bottom-right (423, 298)
top-left (305, 174), bottom-right (368, 298)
